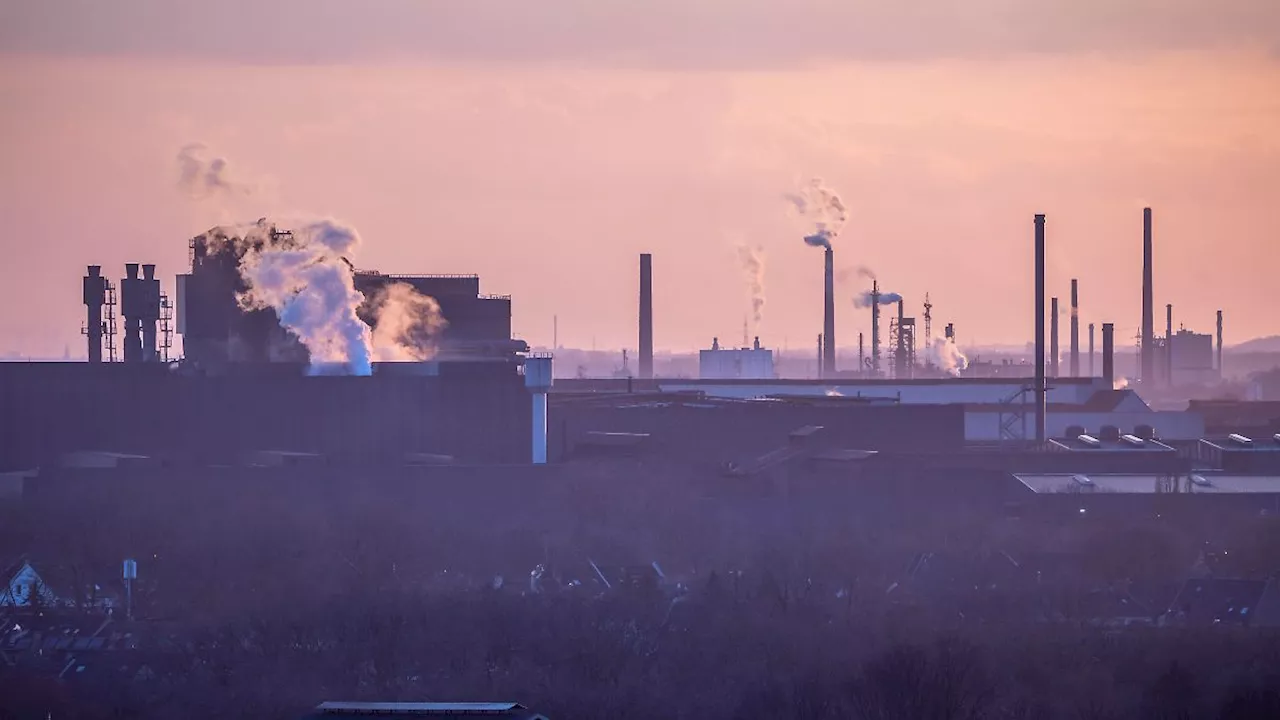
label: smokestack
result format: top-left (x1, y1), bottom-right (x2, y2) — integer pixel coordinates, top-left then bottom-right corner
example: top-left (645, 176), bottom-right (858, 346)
top-left (121, 264), bottom-right (142, 363)
top-left (83, 266), bottom-right (106, 363)
top-left (1034, 214), bottom-right (1046, 444)
top-left (638, 253), bottom-right (653, 379)
top-left (1050, 297), bottom-right (1059, 378)
top-left (858, 332), bottom-right (864, 376)
top-left (1088, 323), bottom-right (1096, 377)
top-left (896, 298), bottom-right (906, 379)
top-left (141, 264), bottom-right (159, 362)
top-left (1166, 303), bottom-right (1174, 387)
top-left (871, 280), bottom-right (881, 376)
top-left (1070, 279), bottom-right (1079, 377)
top-left (823, 247), bottom-right (835, 377)
top-left (1141, 207), bottom-right (1154, 384)
top-left (1102, 323), bottom-right (1115, 388)
top-left (1217, 310), bottom-right (1224, 376)
top-left (816, 334), bottom-right (823, 378)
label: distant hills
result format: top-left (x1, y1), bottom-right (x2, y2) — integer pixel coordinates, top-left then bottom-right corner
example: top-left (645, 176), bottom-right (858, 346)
top-left (1228, 336), bottom-right (1280, 354)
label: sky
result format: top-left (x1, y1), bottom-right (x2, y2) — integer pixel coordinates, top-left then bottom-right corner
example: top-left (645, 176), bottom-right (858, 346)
top-left (1, 1), bottom-right (1278, 357)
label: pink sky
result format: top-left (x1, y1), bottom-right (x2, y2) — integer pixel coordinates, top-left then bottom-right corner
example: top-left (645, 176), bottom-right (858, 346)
top-left (1, 2), bottom-right (1278, 356)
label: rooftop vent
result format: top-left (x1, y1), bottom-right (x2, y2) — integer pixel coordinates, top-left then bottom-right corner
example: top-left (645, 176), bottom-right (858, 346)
top-left (1228, 433), bottom-right (1253, 447)
top-left (1077, 434), bottom-right (1101, 448)
top-left (1120, 434), bottom-right (1145, 447)
top-left (1189, 474), bottom-right (1213, 488)
top-left (1072, 474), bottom-right (1095, 487)
top-left (1134, 424), bottom-right (1155, 440)
top-left (1099, 425), bottom-right (1120, 442)
top-left (1065, 424), bottom-right (1086, 439)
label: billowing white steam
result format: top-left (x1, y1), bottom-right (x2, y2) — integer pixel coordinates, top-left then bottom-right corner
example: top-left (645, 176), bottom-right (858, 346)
top-left (929, 337), bottom-right (969, 376)
top-left (369, 282), bottom-right (448, 362)
top-left (1113, 376), bottom-right (1131, 390)
top-left (854, 290), bottom-right (902, 308)
top-left (233, 219), bottom-right (374, 375)
top-left (736, 244), bottom-right (766, 332)
top-left (177, 143), bottom-right (257, 200)
top-left (786, 178), bottom-right (848, 249)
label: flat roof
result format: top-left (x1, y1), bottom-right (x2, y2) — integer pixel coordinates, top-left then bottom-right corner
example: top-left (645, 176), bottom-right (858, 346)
top-left (1049, 437), bottom-right (1175, 452)
top-left (1200, 435), bottom-right (1280, 452)
top-left (1014, 473), bottom-right (1280, 495)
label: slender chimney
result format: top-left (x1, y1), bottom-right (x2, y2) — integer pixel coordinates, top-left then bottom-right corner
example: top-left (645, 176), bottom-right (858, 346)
top-left (1069, 279), bottom-right (1079, 377)
top-left (141, 264), bottom-right (160, 362)
top-left (816, 334), bottom-right (823, 379)
top-left (1216, 310), bottom-right (1224, 376)
top-left (823, 247), bottom-right (835, 377)
top-left (1034, 214), bottom-right (1047, 444)
top-left (638, 253), bottom-right (653, 379)
top-left (121, 263), bottom-right (142, 363)
top-left (1141, 207), bottom-right (1154, 384)
top-left (1102, 323), bottom-right (1115, 388)
top-left (871, 280), bottom-right (881, 376)
top-left (1165, 303), bottom-right (1173, 387)
top-left (896, 298), bottom-right (907, 379)
top-left (83, 266), bottom-right (106, 363)
top-left (1050, 297), bottom-right (1059, 378)
top-left (858, 332), bottom-right (865, 377)
top-left (1088, 323), bottom-right (1096, 377)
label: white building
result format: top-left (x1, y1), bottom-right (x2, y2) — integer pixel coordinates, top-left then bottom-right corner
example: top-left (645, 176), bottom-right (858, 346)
top-left (699, 337), bottom-right (775, 380)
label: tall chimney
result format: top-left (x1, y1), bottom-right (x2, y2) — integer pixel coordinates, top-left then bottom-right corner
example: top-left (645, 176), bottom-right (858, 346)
top-left (858, 332), bottom-right (865, 376)
top-left (896, 298), bottom-right (907, 379)
top-left (121, 263), bottom-right (142, 363)
top-left (1050, 297), bottom-right (1059, 378)
top-left (816, 334), bottom-right (823, 379)
top-left (638, 253), bottom-right (653, 379)
top-left (1216, 310), bottom-right (1224, 376)
top-left (1102, 323), bottom-right (1115, 388)
top-left (823, 247), bottom-right (835, 377)
top-left (1088, 323), bottom-right (1096, 377)
top-left (1165, 302), bottom-right (1174, 387)
top-left (1034, 214), bottom-right (1047, 444)
top-left (1141, 207), bottom-right (1154, 385)
top-left (83, 266), bottom-right (106, 363)
top-left (871, 280), bottom-right (881, 376)
top-left (1070, 279), bottom-right (1080, 377)
top-left (141, 264), bottom-right (160, 362)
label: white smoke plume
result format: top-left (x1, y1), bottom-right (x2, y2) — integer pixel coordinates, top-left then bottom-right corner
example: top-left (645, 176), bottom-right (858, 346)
top-left (785, 177), bottom-right (848, 249)
top-left (232, 218), bottom-right (374, 376)
top-left (177, 143), bottom-right (258, 200)
top-left (369, 282), bottom-right (449, 361)
top-left (929, 337), bottom-right (969, 376)
top-left (854, 290), bottom-right (902, 308)
top-left (1114, 376), bottom-right (1131, 390)
top-left (736, 244), bottom-right (766, 332)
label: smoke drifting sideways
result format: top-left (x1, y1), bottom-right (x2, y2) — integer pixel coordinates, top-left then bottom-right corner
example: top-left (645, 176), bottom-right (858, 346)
top-left (177, 143), bottom-right (258, 200)
top-left (736, 244), bottom-right (766, 333)
top-left (853, 290), bottom-right (902, 308)
top-left (929, 337), bottom-right (969, 376)
top-left (368, 282), bottom-right (448, 362)
top-left (786, 178), bottom-right (848, 249)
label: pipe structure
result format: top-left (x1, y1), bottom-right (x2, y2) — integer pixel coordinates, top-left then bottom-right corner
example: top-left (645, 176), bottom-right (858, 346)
top-left (83, 265), bottom-right (106, 363)
top-left (858, 332), bottom-right (865, 377)
top-left (1088, 323), bottom-right (1096, 378)
top-left (896, 298), bottom-right (907, 379)
top-left (638, 254), bottom-right (653, 379)
top-left (823, 247), bottom-right (835, 377)
top-left (1070, 279), bottom-right (1080, 377)
top-left (871, 280), bottom-right (881, 376)
top-left (1050, 297), bottom-right (1059, 378)
top-left (1034, 214), bottom-right (1047, 444)
top-left (1166, 303), bottom-right (1174, 387)
top-left (1217, 310), bottom-right (1224, 376)
top-left (1102, 323), bottom-right (1115, 389)
top-left (1142, 207), bottom-right (1154, 385)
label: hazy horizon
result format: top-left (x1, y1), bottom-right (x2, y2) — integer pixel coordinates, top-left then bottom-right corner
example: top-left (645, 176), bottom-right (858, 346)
top-left (2, 1), bottom-right (1278, 357)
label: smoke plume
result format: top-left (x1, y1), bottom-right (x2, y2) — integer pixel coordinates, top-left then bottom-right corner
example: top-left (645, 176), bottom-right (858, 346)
top-left (177, 143), bottom-right (258, 200)
top-left (736, 244), bottom-right (766, 332)
top-left (854, 290), bottom-right (902, 308)
top-left (786, 178), bottom-right (848, 249)
top-left (1113, 376), bottom-right (1131, 390)
top-left (928, 337), bottom-right (969, 376)
top-left (231, 219), bottom-right (375, 376)
top-left (369, 282), bottom-right (449, 361)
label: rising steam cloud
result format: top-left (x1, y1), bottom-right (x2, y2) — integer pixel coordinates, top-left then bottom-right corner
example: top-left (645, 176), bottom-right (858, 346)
top-left (929, 337), bottom-right (969, 376)
top-left (369, 282), bottom-right (449, 362)
top-left (736, 244), bottom-right (766, 332)
top-left (854, 290), bottom-right (902, 308)
top-left (786, 178), bottom-right (848, 249)
top-left (232, 219), bottom-right (375, 375)
top-left (177, 143), bottom-right (258, 200)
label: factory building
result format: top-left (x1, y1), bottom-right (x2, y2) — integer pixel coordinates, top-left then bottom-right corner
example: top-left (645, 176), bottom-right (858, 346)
top-left (1169, 328), bottom-right (1216, 385)
top-left (698, 337), bottom-right (775, 380)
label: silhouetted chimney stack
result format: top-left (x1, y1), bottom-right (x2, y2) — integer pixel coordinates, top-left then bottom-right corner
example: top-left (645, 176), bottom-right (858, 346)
top-left (638, 253), bottom-right (653, 379)
top-left (83, 266), bottom-right (107, 363)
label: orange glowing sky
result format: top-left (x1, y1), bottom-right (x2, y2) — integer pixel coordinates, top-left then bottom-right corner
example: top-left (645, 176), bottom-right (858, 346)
top-left (1, 1), bottom-right (1277, 356)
